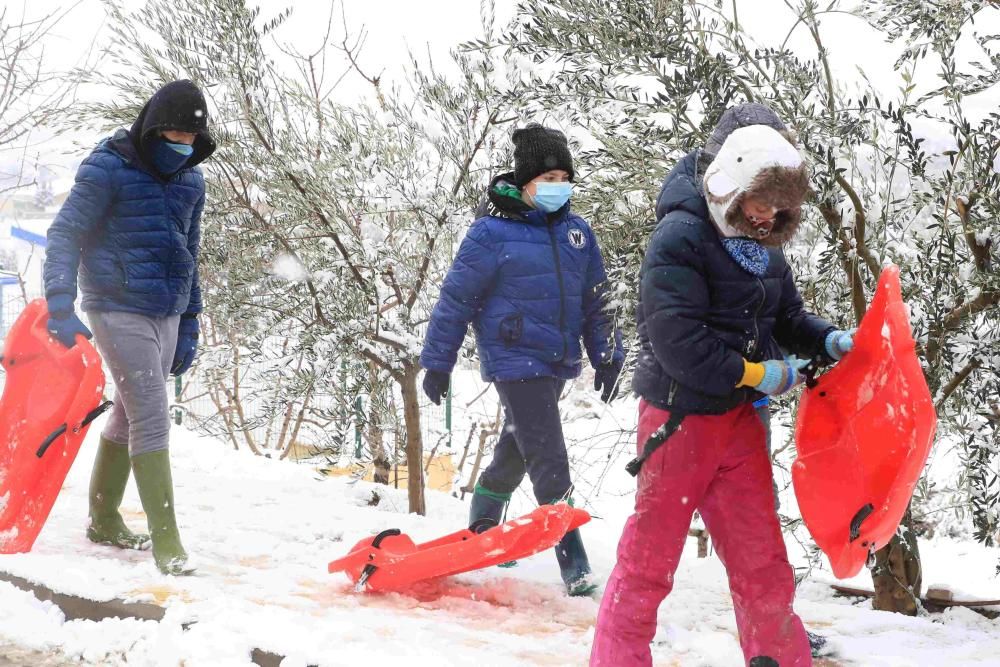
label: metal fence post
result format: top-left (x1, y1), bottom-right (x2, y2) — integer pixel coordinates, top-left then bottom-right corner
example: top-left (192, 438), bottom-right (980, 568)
top-left (445, 385), bottom-right (452, 448)
top-left (174, 375), bottom-right (182, 425)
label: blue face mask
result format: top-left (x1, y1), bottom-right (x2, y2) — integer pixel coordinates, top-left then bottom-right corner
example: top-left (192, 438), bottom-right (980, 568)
top-left (167, 141), bottom-right (195, 156)
top-left (532, 181), bottom-right (573, 213)
top-left (151, 138), bottom-right (194, 175)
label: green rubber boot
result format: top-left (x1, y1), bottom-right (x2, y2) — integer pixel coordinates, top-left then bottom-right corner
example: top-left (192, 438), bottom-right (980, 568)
top-left (87, 436), bottom-right (150, 550)
top-left (131, 449), bottom-right (194, 575)
top-left (469, 485), bottom-right (517, 568)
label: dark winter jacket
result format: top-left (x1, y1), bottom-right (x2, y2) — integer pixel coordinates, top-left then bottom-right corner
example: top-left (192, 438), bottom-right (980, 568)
top-left (421, 174), bottom-right (624, 383)
top-left (632, 151), bottom-right (835, 415)
top-left (44, 83), bottom-right (215, 318)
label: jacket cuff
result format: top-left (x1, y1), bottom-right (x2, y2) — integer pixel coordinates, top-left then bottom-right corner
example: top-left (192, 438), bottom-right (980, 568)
top-left (419, 355), bottom-right (455, 375)
top-left (737, 359), bottom-right (765, 388)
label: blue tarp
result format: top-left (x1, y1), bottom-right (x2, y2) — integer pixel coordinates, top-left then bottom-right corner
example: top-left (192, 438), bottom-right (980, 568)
top-left (10, 226), bottom-right (46, 247)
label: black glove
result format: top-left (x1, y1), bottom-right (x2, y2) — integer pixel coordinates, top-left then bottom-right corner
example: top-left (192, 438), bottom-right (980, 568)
top-left (594, 358), bottom-right (624, 403)
top-left (171, 316), bottom-right (199, 376)
top-left (422, 369), bottom-right (451, 406)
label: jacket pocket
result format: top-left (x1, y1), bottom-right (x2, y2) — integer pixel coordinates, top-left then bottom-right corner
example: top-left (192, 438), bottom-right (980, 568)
top-left (499, 313), bottom-right (523, 347)
top-left (113, 250), bottom-right (129, 289)
top-left (170, 243), bottom-right (195, 279)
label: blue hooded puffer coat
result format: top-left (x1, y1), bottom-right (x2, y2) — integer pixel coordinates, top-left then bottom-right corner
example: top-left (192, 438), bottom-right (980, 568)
top-left (421, 175), bottom-right (624, 382)
top-left (44, 81), bottom-right (215, 318)
top-left (632, 150), bottom-right (835, 415)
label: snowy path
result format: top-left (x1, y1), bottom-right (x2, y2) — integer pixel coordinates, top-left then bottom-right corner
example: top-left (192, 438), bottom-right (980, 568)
top-left (1, 405), bottom-right (999, 665)
top-left (0, 643), bottom-right (77, 667)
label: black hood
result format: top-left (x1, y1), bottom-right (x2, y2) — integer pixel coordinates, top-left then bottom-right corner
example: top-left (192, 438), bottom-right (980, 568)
top-left (125, 80), bottom-right (216, 180)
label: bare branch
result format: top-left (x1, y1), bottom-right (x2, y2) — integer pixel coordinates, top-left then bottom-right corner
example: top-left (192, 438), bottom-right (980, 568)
top-left (935, 358), bottom-right (982, 411)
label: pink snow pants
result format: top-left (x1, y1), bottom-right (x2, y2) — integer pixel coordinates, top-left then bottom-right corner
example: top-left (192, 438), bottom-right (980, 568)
top-left (591, 401), bottom-right (811, 667)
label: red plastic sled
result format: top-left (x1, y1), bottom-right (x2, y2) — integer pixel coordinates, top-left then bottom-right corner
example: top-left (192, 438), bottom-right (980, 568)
top-left (328, 504), bottom-right (591, 592)
top-left (793, 266), bottom-right (936, 579)
top-left (0, 299), bottom-right (111, 554)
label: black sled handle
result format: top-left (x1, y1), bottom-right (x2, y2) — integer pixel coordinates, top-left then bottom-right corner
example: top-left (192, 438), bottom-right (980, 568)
top-left (355, 528), bottom-right (402, 591)
top-left (36, 400), bottom-right (114, 458)
top-left (849, 503), bottom-right (875, 542)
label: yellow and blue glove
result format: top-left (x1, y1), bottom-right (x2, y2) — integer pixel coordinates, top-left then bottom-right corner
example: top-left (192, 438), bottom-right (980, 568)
top-left (738, 357), bottom-right (811, 396)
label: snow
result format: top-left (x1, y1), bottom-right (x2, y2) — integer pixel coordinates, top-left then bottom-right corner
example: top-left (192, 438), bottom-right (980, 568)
top-left (0, 383), bottom-right (997, 665)
top-left (0, 527), bottom-right (18, 551)
top-left (270, 253), bottom-right (309, 282)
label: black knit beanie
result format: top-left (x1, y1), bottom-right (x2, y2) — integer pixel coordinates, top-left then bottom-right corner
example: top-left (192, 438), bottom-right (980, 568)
top-left (512, 123), bottom-right (575, 186)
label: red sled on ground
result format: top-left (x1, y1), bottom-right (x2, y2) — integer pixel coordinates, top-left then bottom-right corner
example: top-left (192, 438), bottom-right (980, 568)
top-left (793, 265), bottom-right (937, 579)
top-left (329, 504), bottom-right (591, 592)
top-left (0, 299), bottom-right (112, 554)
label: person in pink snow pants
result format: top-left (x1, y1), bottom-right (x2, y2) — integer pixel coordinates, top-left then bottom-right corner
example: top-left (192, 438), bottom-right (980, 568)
top-left (591, 103), bottom-right (856, 667)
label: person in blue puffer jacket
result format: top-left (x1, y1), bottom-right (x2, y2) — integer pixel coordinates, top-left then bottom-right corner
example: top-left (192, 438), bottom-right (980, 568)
top-left (43, 80), bottom-right (215, 575)
top-left (420, 124), bottom-right (625, 596)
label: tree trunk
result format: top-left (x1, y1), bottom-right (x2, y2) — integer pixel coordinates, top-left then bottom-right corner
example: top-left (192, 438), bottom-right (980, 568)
top-left (872, 507), bottom-right (922, 615)
top-left (460, 405), bottom-right (501, 500)
top-left (279, 388), bottom-right (313, 461)
top-left (225, 342), bottom-right (260, 455)
top-left (454, 426), bottom-right (477, 494)
top-left (369, 410), bottom-right (390, 485)
top-left (399, 364), bottom-right (426, 515)
top-left (368, 362), bottom-right (390, 485)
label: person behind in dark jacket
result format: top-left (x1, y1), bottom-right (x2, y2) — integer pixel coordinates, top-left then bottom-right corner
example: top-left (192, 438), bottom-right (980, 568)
top-left (590, 105), bottom-right (855, 666)
top-left (420, 124), bottom-right (625, 596)
top-left (43, 80), bottom-right (216, 575)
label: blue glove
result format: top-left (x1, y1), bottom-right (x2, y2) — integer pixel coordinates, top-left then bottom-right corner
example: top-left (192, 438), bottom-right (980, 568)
top-left (825, 328), bottom-right (857, 361)
top-left (594, 358), bottom-right (624, 403)
top-left (422, 369), bottom-right (451, 406)
top-left (171, 316), bottom-right (199, 376)
top-left (46, 294), bottom-right (92, 349)
top-left (755, 357), bottom-right (810, 396)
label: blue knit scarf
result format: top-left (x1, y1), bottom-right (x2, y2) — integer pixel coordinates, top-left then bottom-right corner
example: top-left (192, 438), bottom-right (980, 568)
top-left (721, 238), bottom-right (769, 277)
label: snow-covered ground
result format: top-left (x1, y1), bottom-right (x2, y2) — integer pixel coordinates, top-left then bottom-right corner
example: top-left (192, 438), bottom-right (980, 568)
top-left (1, 376), bottom-right (998, 666)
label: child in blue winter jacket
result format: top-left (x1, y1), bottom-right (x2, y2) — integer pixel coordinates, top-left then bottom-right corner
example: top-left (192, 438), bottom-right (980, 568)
top-left (420, 124), bottom-right (625, 596)
top-left (43, 80), bottom-right (215, 575)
